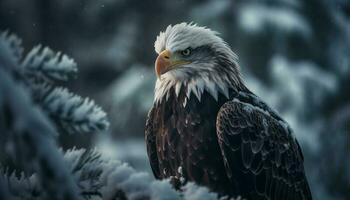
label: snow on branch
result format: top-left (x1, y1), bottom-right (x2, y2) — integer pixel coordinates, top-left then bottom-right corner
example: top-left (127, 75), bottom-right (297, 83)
top-left (41, 87), bottom-right (109, 134)
top-left (0, 32), bottom-right (110, 135)
top-left (0, 31), bottom-right (104, 199)
top-left (2, 148), bottom-right (241, 200)
top-left (22, 45), bottom-right (77, 82)
top-left (0, 68), bottom-right (82, 200)
top-left (0, 170), bottom-right (40, 199)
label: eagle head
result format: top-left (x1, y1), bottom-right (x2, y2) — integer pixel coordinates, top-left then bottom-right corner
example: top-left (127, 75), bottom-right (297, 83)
top-left (153, 23), bottom-right (244, 104)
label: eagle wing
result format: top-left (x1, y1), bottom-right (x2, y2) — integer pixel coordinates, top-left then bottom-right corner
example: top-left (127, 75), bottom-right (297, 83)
top-left (145, 107), bottom-right (161, 179)
top-left (216, 93), bottom-right (312, 200)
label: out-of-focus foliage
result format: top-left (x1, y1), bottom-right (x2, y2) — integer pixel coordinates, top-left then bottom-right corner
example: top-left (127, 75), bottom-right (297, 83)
top-left (0, 32), bottom-right (84, 200)
top-left (0, 0), bottom-right (349, 199)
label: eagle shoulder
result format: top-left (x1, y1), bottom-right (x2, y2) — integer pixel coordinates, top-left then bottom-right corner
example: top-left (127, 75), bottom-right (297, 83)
top-left (216, 94), bottom-right (312, 200)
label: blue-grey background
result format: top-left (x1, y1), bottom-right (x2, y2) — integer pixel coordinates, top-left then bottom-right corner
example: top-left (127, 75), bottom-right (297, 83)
top-left (1, 0), bottom-right (349, 199)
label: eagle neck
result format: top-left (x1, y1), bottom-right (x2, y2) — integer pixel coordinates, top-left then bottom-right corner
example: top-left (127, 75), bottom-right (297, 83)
top-left (154, 73), bottom-right (243, 106)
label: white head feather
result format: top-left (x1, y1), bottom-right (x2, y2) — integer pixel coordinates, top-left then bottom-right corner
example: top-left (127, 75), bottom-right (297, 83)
top-left (153, 23), bottom-right (242, 104)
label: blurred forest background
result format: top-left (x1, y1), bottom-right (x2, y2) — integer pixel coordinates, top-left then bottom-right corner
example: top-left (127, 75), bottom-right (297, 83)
top-left (1, 0), bottom-right (349, 199)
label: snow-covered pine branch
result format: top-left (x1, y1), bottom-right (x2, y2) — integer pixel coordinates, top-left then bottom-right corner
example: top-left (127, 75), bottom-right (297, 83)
top-left (22, 45), bottom-right (78, 82)
top-left (64, 149), bottom-right (243, 200)
top-left (2, 148), bottom-right (242, 200)
top-left (0, 31), bottom-right (106, 199)
top-left (40, 87), bottom-right (109, 134)
top-left (0, 31), bottom-right (110, 135)
top-left (22, 45), bottom-right (109, 134)
top-left (0, 67), bottom-right (81, 200)
top-left (0, 170), bottom-right (41, 199)
top-left (26, 82), bottom-right (109, 134)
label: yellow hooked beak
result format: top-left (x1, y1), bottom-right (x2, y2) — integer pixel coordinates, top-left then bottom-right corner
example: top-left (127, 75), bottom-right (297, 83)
top-left (155, 50), bottom-right (190, 79)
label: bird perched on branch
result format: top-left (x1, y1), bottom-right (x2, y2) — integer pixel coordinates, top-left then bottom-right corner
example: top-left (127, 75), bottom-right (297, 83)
top-left (145, 23), bottom-right (312, 200)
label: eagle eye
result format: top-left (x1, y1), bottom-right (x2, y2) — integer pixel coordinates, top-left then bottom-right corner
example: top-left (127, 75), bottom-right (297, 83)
top-left (180, 48), bottom-right (191, 57)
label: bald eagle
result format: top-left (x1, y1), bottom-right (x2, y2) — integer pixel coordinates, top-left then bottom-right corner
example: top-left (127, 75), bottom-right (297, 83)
top-left (145, 23), bottom-right (312, 200)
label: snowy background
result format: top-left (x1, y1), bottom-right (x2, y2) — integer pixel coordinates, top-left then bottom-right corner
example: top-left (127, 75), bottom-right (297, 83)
top-left (0, 0), bottom-right (349, 199)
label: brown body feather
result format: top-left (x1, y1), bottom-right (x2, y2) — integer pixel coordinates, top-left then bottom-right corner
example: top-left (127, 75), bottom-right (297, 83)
top-left (145, 87), bottom-right (312, 199)
top-left (146, 87), bottom-right (234, 195)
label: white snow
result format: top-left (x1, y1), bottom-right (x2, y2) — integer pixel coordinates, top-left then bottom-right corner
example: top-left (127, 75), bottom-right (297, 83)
top-left (42, 87), bottom-right (109, 133)
top-left (182, 182), bottom-right (219, 200)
